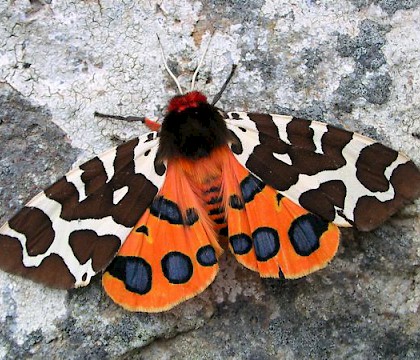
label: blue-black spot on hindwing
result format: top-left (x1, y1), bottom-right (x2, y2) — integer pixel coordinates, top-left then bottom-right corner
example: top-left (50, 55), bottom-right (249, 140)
top-left (240, 174), bottom-right (265, 203)
top-left (231, 112), bottom-right (241, 120)
top-left (107, 256), bottom-right (152, 295)
top-left (161, 252), bottom-right (193, 284)
top-left (289, 214), bottom-right (329, 256)
top-left (136, 225), bottom-right (149, 235)
top-left (185, 208), bottom-right (199, 226)
top-left (229, 194), bottom-right (244, 209)
top-left (252, 227), bottom-right (280, 261)
top-left (229, 233), bottom-right (252, 255)
top-left (150, 196), bottom-right (183, 224)
top-left (196, 245), bottom-right (217, 267)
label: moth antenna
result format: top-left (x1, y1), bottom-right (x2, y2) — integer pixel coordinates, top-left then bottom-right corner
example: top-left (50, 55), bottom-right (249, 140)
top-left (157, 34), bottom-right (184, 95)
top-left (190, 35), bottom-right (213, 91)
top-left (211, 64), bottom-right (237, 105)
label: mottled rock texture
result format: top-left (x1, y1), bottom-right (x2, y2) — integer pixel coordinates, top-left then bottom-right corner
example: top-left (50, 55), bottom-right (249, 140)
top-left (0, 0), bottom-right (419, 359)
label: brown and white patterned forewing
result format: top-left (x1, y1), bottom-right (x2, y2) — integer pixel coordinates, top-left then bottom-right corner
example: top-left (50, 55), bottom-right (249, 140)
top-left (226, 112), bottom-right (420, 231)
top-left (0, 131), bottom-right (165, 288)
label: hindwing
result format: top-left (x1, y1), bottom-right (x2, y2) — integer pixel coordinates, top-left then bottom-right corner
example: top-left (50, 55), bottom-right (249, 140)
top-left (221, 147), bottom-right (340, 278)
top-left (102, 159), bottom-right (223, 312)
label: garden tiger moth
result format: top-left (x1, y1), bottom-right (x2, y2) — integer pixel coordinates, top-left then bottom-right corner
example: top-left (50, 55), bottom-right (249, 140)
top-left (0, 58), bottom-right (419, 312)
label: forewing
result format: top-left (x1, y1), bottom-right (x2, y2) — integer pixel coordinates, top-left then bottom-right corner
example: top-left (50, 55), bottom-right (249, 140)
top-left (0, 131), bottom-right (165, 288)
top-left (102, 159), bottom-right (223, 312)
top-left (226, 112), bottom-right (420, 231)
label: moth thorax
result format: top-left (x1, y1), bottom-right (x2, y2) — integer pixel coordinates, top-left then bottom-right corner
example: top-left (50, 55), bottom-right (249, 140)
top-left (158, 93), bottom-right (231, 160)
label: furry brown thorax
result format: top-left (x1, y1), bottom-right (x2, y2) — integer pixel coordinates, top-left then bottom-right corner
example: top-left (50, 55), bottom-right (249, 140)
top-left (158, 91), bottom-right (231, 160)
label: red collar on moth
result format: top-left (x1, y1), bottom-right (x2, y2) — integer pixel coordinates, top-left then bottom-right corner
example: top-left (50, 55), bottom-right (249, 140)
top-left (167, 91), bottom-right (208, 113)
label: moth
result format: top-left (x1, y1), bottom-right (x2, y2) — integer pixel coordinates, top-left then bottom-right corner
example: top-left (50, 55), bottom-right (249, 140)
top-left (0, 56), bottom-right (419, 313)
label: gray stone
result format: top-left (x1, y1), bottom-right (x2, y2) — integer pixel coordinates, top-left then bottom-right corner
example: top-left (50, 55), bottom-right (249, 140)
top-left (0, 1), bottom-right (419, 359)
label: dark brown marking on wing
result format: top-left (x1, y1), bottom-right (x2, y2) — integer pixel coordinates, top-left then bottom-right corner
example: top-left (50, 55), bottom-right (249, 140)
top-left (0, 234), bottom-right (75, 288)
top-left (245, 115), bottom-right (352, 191)
top-left (8, 207), bottom-right (55, 256)
top-left (46, 138), bottom-right (158, 228)
top-left (69, 230), bottom-right (121, 272)
top-left (356, 143), bottom-right (397, 192)
top-left (299, 180), bottom-right (347, 222)
top-left (354, 160), bottom-right (420, 231)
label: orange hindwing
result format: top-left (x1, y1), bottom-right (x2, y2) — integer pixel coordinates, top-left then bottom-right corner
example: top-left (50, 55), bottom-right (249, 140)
top-left (221, 147), bottom-right (340, 279)
top-left (103, 159), bottom-right (223, 312)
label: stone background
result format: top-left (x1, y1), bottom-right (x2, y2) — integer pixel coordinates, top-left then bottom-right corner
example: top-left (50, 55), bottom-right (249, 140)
top-left (0, 0), bottom-right (419, 359)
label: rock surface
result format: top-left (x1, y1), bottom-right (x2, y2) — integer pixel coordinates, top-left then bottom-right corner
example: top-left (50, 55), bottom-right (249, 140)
top-left (0, 1), bottom-right (419, 359)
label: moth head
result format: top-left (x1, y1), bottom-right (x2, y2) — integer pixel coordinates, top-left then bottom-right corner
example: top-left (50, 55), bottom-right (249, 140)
top-left (167, 91), bottom-right (208, 113)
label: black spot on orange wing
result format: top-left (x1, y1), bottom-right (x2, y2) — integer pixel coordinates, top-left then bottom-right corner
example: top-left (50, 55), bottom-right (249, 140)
top-left (136, 225), bottom-right (149, 235)
top-left (161, 252), bottom-right (193, 284)
top-left (150, 196), bottom-right (183, 225)
top-left (185, 208), bottom-right (199, 226)
top-left (196, 245), bottom-right (217, 266)
top-left (276, 193), bottom-right (284, 205)
top-left (107, 256), bottom-right (152, 295)
top-left (229, 233), bottom-right (252, 255)
top-left (240, 174), bottom-right (265, 203)
top-left (252, 227), bottom-right (280, 261)
top-left (288, 214), bottom-right (329, 256)
top-left (229, 194), bottom-right (244, 209)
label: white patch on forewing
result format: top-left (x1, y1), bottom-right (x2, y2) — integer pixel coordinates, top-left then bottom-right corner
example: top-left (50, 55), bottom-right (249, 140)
top-left (113, 186), bottom-right (129, 205)
top-left (273, 152), bottom-right (292, 165)
top-left (133, 131), bottom-right (166, 189)
top-left (309, 121), bottom-right (328, 155)
top-left (66, 168), bottom-right (87, 202)
top-left (101, 147), bottom-right (117, 183)
top-left (271, 114), bottom-right (294, 145)
top-left (226, 112), bottom-right (260, 165)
